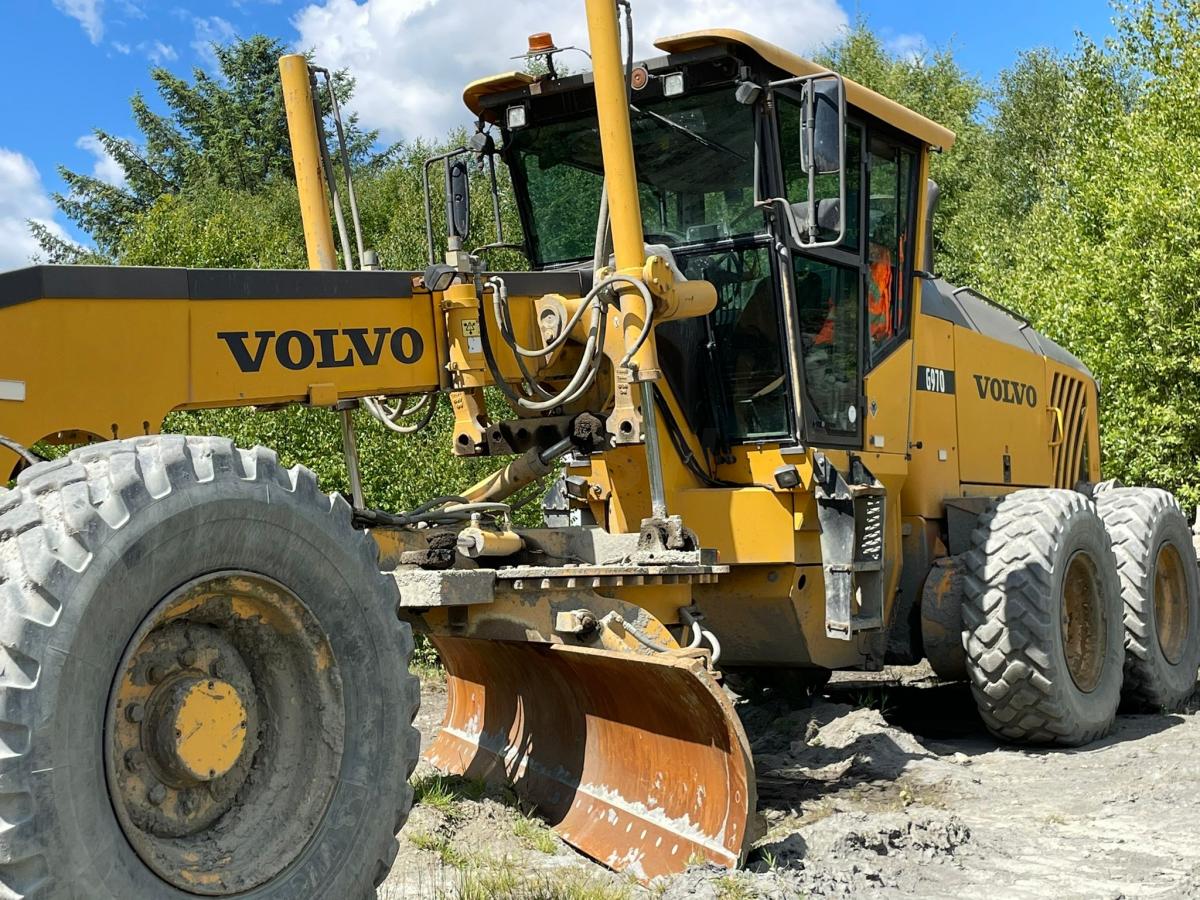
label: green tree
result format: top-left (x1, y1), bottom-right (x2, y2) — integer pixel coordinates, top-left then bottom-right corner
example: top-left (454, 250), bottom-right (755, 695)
top-left (971, 1), bottom-right (1200, 505)
top-left (48, 35), bottom-right (371, 260)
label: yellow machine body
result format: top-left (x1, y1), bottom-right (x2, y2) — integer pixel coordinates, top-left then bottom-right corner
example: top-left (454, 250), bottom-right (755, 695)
top-left (0, 7), bottom-right (1101, 884)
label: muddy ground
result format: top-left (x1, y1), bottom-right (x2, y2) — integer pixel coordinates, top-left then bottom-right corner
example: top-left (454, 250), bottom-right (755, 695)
top-left (379, 667), bottom-right (1200, 899)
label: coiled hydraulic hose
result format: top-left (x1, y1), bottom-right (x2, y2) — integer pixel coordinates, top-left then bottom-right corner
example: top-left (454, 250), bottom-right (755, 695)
top-left (483, 272), bottom-right (655, 412)
top-left (363, 391), bottom-right (441, 435)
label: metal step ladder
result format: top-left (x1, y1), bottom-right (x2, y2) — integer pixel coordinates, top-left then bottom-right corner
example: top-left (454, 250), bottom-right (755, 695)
top-left (812, 452), bottom-right (887, 639)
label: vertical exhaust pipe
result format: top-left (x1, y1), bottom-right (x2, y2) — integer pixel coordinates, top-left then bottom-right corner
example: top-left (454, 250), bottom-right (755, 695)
top-left (922, 179), bottom-right (940, 275)
top-left (279, 54), bottom-right (338, 271)
top-left (583, 0), bottom-right (659, 380)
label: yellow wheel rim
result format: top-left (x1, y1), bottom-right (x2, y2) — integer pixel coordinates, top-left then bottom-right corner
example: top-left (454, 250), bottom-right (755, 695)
top-left (1154, 542), bottom-right (1190, 665)
top-left (1061, 551), bottom-right (1107, 693)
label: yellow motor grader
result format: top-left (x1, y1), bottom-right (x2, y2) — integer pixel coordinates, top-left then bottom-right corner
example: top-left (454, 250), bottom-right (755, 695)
top-left (1, 1), bottom-right (1197, 895)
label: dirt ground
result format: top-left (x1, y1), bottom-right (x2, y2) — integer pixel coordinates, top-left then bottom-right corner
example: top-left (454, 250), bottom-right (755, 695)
top-left (379, 667), bottom-right (1200, 899)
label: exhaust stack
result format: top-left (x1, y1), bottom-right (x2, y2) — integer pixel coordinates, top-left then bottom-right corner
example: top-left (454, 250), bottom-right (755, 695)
top-left (279, 54), bottom-right (338, 271)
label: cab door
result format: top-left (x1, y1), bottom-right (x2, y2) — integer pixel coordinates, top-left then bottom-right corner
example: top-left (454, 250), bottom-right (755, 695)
top-left (772, 89), bottom-right (865, 449)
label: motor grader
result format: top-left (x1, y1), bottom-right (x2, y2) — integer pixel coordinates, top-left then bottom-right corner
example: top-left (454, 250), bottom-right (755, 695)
top-left (1, 1), bottom-right (1198, 895)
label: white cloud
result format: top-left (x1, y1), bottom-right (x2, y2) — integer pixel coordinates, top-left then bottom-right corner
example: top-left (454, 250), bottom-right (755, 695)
top-left (76, 135), bottom-right (127, 189)
top-left (292, 0), bottom-right (850, 141)
top-left (53, 0), bottom-right (105, 44)
top-left (0, 150), bottom-right (70, 272)
top-left (886, 32), bottom-right (928, 64)
top-left (140, 39), bottom-right (178, 64)
top-left (112, 40), bottom-right (131, 54)
top-left (115, 0), bottom-right (146, 18)
top-left (192, 16), bottom-right (237, 69)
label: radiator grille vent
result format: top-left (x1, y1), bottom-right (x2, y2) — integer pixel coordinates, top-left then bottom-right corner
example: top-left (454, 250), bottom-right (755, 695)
top-left (1050, 371), bottom-right (1089, 489)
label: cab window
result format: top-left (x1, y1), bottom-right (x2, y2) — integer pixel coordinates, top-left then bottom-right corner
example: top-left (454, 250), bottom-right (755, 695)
top-left (866, 135), bottom-right (917, 361)
top-left (657, 244), bottom-right (790, 443)
top-left (794, 256), bottom-right (860, 437)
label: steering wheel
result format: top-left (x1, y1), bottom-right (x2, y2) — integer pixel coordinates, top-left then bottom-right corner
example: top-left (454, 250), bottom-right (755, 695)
top-left (705, 250), bottom-right (745, 289)
top-left (727, 204), bottom-right (766, 235)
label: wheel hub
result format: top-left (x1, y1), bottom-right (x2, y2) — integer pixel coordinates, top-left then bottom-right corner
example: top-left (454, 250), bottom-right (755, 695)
top-left (149, 676), bottom-right (248, 784)
top-left (1154, 541), bottom-right (1189, 665)
top-left (106, 573), bottom-right (343, 895)
top-left (112, 621), bottom-right (260, 841)
top-left (1061, 551), bottom-right (1106, 693)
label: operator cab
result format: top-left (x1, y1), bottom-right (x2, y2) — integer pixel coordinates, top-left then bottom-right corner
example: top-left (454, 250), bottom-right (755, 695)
top-left (467, 30), bottom-right (950, 455)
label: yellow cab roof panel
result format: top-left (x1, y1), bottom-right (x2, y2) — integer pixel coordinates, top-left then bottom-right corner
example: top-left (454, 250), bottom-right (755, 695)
top-left (462, 29), bottom-right (956, 151)
top-left (656, 29), bottom-right (955, 149)
top-left (463, 71), bottom-right (537, 120)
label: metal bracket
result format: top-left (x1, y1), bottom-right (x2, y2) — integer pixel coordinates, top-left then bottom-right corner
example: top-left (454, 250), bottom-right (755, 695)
top-left (813, 452), bottom-right (886, 640)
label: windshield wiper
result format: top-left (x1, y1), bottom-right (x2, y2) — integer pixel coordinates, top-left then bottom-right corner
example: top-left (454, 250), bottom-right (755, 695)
top-left (629, 104), bottom-right (748, 162)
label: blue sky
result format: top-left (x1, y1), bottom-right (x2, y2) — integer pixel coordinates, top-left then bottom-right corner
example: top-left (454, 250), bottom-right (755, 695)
top-left (0, 0), bottom-right (1117, 268)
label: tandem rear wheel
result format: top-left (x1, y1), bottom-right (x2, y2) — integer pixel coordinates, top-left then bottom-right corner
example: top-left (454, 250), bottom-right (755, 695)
top-left (961, 487), bottom-right (1200, 746)
top-left (0, 436), bottom-right (420, 898)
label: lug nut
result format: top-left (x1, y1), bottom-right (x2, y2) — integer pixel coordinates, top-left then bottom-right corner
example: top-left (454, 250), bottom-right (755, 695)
top-left (147, 665), bottom-right (168, 685)
top-left (179, 649), bottom-right (198, 668)
top-left (148, 783), bottom-right (166, 806)
top-left (124, 749), bottom-right (145, 771)
top-left (126, 703), bottom-right (145, 723)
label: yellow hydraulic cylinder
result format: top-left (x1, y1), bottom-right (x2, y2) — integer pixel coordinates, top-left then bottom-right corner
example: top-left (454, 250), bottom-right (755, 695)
top-left (584, 0), bottom-right (659, 380)
top-left (279, 54), bottom-right (337, 271)
top-left (456, 527), bottom-right (525, 559)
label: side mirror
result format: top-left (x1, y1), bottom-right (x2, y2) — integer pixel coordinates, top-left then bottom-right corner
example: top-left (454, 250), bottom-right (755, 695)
top-left (446, 159), bottom-right (471, 243)
top-left (800, 77), bottom-right (843, 176)
top-left (750, 72), bottom-right (848, 250)
top-left (789, 73), bottom-right (847, 249)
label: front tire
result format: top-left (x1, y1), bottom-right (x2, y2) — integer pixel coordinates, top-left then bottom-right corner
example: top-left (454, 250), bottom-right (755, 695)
top-left (963, 489), bottom-right (1124, 745)
top-left (0, 436), bottom-right (419, 898)
top-left (1096, 487), bottom-right (1200, 711)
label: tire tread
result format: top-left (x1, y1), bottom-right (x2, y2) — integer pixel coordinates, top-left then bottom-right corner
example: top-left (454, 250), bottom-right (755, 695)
top-left (963, 489), bottom-right (1121, 746)
top-left (0, 436), bottom-right (419, 898)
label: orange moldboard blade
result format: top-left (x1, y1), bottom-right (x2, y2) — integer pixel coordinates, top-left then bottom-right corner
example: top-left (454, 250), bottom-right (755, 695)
top-left (425, 636), bottom-right (756, 882)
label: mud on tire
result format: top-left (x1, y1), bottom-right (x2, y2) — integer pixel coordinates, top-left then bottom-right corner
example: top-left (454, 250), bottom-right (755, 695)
top-left (0, 436), bottom-right (420, 899)
top-left (963, 489), bottom-right (1124, 745)
top-left (1096, 488), bottom-right (1200, 712)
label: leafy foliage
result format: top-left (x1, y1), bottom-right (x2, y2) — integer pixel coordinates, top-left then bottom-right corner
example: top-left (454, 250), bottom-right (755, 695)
top-left (957, 1), bottom-right (1200, 506)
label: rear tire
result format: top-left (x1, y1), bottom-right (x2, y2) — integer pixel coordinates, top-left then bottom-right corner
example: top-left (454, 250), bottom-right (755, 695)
top-left (1096, 488), bottom-right (1200, 711)
top-left (0, 436), bottom-right (419, 898)
top-left (963, 489), bottom-right (1124, 745)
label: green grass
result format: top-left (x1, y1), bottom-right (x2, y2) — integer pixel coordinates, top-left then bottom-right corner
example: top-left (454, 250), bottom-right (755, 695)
top-left (851, 687), bottom-right (895, 717)
top-left (714, 876), bottom-right (756, 900)
top-left (411, 773), bottom-right (493, 815)
top-left (512, 816), bottom-right (557, 854)
top-left (407, 831), bottom-right (472, 869)
top-left (412, 774), bottom-right (461, 816)
top-left (438, 862), bottom-right (632, 900)
top-left (411, 633), bottom-right (446, 683)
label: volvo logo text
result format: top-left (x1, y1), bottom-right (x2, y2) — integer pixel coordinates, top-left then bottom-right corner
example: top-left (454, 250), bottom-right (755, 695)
top-left (972, 374), bottom-right (1038, 407)
top-left (217, 327), bottom-right (425, 373)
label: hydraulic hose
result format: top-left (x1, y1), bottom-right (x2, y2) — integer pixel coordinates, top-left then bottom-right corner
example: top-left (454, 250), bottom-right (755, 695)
top-left (364, 391), bottom-right (440, 435)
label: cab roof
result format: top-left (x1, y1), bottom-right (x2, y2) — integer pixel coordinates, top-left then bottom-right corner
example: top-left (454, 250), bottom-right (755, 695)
top-left (463, 28), bottom-right (957, 151)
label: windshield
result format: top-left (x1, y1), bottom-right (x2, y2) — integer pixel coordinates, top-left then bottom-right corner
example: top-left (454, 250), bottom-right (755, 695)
top-left (507, 87), bottom-right (759, 267)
